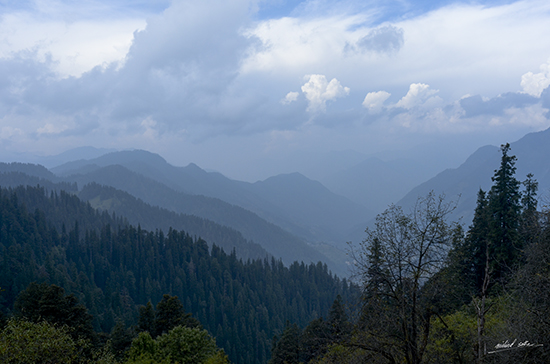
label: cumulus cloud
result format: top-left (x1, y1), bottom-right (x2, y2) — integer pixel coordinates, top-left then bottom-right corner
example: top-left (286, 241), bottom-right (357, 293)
top-left (395, 83), bottom-right (440, 109)
top-left (362, 91), bottom-right (391, 113)
top-left (281, 92), bottom-right (299, 105)
top-left (300, 74), bottom-right (350, 113)
top-left (521, 59), bottom-right (550, 97)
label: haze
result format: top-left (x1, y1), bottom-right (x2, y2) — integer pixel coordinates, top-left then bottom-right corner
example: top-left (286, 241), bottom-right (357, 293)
top-left (1, 0), bottom-right (550, 182)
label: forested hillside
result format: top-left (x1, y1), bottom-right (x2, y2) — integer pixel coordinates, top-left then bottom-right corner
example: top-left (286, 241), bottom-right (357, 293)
top-left (78, 182), bottom-right (269, 261)
top-left (270, 144), bottom-right (550, 364)
top-left (50, 163), bottom-right (343, 273)
top-left (0, 185), bottom-right (356, 363)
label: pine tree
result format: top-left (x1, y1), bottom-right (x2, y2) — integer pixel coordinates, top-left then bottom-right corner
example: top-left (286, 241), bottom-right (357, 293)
top-left (520, 173), bottom-right (539, 247)
top-left (138, 301), bottom-right (155, 334)
top-left (464, 189), bottom-right (491, 294)
top-left (487, 143), bottom-right (522, 283)
top-left (269, 321), bottom-right (302, 364)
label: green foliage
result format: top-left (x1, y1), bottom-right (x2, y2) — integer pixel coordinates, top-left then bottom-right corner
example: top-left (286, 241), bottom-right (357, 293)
top-left (269, 322), bottom-right (302, 364)
top-left (126, 332), bottom-right (162, 363)
top-left (137, 302), bottom-right (155, 334)
top-left (154, 295), bottom-right (201, 337)
top-left (109, 321), bottom-right (135, 361)
top-left (309, 344), bottom-right (370, 364)
top-left (487, 143), bottom-right (522, 283)
top-left (0, 185), bottom-right (355, 364)
top-left (268, 148), bottom-right (550, 364)
top-left (269, 295), bottom-right (354, 363)
top-left (14, 282), bottom-right (95, 343)
top-left (0, 318), bottom-right (80, 363)
top-left (126, 326), bottom-right (220, 364)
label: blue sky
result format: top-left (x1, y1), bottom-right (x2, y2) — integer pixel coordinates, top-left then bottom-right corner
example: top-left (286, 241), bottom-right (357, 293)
top-left (0, 0), bottom-right (549, 181)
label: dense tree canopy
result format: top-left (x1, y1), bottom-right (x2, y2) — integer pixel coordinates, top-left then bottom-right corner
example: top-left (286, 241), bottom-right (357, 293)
top-left (0, 184), bottom-right (355, 363)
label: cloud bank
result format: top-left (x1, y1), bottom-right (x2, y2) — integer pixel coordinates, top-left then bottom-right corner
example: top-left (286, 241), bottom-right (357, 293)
top-left (0, 0), bottom-right (549, 180)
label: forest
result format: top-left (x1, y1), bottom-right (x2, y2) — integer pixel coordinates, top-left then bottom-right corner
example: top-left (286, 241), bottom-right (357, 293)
top-left (0, 183), bottom-right (355, 363)
top-left (269, 143), bottom-right (550, 364)
top-left (1, 143), bottom-right (550, 363)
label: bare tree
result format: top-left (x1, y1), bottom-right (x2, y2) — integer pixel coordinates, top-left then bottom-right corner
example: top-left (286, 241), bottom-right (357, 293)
top-left (350, 192), bottom-right (460, 364)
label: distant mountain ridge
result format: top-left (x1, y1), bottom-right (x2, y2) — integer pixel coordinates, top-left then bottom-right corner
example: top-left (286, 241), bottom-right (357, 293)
top-left (52, 150), bottom-right (373, 248)
top-left (396, 127), bottom-right (550, 228)
top-left (321, 157), bottom-right (431, 214)
top-left (0, 162), bottom-right (348, 276)
top-left (342, 127), bottom-right (550, 245)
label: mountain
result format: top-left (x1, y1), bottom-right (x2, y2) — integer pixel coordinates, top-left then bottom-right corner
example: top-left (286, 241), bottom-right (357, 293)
top-left (321, 157), bottom-right (432, 214)
top-left (54, 164), bottom-right (348, 275)
top-left (0, 184), bottom-right (356, 364)
top-left (245, 172), bottom-right (372, 249)
top-left (52, 150), bottom-right (372, 248)
top-left (78, 183), bottom-right (270, 262)
top-left (393, 127), bottom-right (550, 230)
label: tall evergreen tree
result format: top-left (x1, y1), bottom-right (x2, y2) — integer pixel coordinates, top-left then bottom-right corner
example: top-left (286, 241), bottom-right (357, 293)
top-left (520, 173), bottom-right (539, 247)
top-left (269, 322), bottom-right (302, 364)
top-left (487, 143), bottom-right (522, 283)
top-left (14, 282), bottom-right (95, 343)
top-left (154, 295), bottom-right (201, 337)
top-left (138, 301), bottom-right (155, 334)
top-left (463, 189), bottom-right (491, 295)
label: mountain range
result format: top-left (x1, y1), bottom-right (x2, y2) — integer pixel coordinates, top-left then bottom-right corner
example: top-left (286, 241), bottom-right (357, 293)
top-left (1, 127), bottom-right (549, 277)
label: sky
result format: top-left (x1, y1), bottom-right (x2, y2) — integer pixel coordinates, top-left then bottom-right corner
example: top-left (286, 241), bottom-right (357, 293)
top-left (0, 0), bottom-right (550, 181)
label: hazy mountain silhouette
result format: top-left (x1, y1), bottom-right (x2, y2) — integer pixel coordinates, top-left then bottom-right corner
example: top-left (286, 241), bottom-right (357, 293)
top-left (52, 150), bottom-right (372, 248)
top-left (390, 127), bottom-right (550, 233)
top-left (343, 127), bottom-right (550, 246)
top-left (57, 164), bottom-right (347, 275)
top-left (78, 182), bottom-right (269, 261)
top-left (321, 157), bottom-right (430, 214)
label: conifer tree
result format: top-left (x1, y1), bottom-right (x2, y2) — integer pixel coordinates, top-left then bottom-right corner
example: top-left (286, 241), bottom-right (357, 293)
top-left (138, 301), bottom-right (155, 334)
top-left (487, 143), bottom-right (522, 283)
top-left (520, 173), bottom-right (539, 246)
top-left (463, 189), bottom-right (491, 294)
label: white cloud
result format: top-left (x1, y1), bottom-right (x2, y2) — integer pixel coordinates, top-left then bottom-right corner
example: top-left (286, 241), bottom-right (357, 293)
top-left (395, 83), bottom-right (439, 109)
top-left (0, 11), bottom-right (146, 78)
top-left (300, 74), bottom-right (350, 113)
top-left (521, 58), bottom-right (550, 97)
top-left (1, 0), bottom-right (550, 178)
top-left (281, 91), bottom-right (299, 105)
top-left (362, 91), bottom-right (391, 113)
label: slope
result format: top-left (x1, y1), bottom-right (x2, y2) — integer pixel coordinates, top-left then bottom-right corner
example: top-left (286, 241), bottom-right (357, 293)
top-left (51, 150), bottom-right (372, 246)
top-left (61, 164), bottom-right (347, 275)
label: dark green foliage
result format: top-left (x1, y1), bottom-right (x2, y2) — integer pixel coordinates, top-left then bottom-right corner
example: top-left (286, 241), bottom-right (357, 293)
top-left (446, 189), bottom-right (490, 300)
top-left (154, 295), bottom-right (201, 337)
top-left (487, 143), bottom-right (522, 282)
top-left (110, 321), bottom-right (135, 361)
top-left (519, 173), bottom-right (539, 246)
top-left (327, 295), bottom-right (351, 342)
top-left (14, 282), bottom-right (95, 343)
top-left (78, 183), bottom-right (269, 262)
top-left (505, 207), bottom-right (550, 363)
top-left (446, 144), bottom-right (534, 301)
top-left (269, 322), bottom-right (302, 364)
top-left (0, 185), bottom-right (355, 364)
top-left (138, 302), bottom-right (155, 334)
top-left (269, 295), bottom-right (353, 363)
